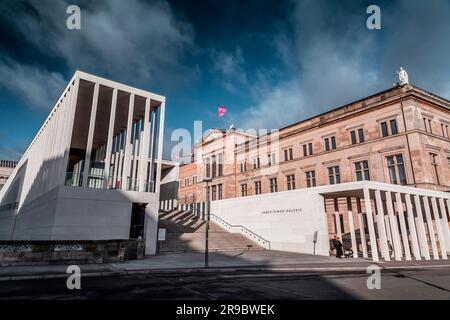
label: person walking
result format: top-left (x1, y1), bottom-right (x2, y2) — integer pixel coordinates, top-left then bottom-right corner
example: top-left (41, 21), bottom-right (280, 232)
top-left (333, 234), bottom-right (344, 258)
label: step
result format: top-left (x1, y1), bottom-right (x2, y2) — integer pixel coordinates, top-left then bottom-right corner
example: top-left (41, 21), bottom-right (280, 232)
top-left (157, 209), bottom-right (265, 253)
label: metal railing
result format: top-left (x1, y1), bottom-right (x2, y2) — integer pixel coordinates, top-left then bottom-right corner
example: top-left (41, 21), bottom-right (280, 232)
top-left (126, 178), bottom-right (155, 192)
top-left (190, 205), bottom-right (271, 250)
top-left (65, 172), bottom-right (155, 193)
top-left (65, 172), bottom-right (83, 187)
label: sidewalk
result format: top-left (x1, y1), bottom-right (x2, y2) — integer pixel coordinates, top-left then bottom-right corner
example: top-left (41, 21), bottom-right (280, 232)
top-left (1, 250), bottom-right (450, 281)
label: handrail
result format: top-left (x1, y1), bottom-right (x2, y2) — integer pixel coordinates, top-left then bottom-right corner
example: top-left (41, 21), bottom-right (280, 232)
top-left (190, 205), bottom-right (271, 249)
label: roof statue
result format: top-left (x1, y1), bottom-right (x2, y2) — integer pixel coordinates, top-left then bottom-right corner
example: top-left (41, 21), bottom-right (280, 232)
top-left (398, 67), bottom-right (409, 85)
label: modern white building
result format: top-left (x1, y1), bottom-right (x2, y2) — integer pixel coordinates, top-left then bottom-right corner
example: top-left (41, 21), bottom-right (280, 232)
top-left (0, 71), bottom-right (166, 255)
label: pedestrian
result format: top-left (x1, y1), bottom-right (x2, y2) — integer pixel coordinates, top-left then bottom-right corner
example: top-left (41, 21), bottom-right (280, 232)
top-left (333, 234), bottom-right (344, 258)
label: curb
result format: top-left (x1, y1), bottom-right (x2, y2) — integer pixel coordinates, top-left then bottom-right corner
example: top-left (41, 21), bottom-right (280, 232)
top-left (1, 263), bottom-right (450, 282)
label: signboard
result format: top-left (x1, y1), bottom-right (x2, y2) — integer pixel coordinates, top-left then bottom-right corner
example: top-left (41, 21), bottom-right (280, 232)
top-left (158, 228), bottom-right (166, 241)
top-left (261, 208), bottom-right (302, 214)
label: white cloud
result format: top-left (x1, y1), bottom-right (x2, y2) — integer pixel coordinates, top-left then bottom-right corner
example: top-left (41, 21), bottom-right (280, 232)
top-left (211, 47), bottom-right (247, 93)
top-left (2, 0), bottom-right (196, 90)
top-left (0, 58), bottom-right (66, 110)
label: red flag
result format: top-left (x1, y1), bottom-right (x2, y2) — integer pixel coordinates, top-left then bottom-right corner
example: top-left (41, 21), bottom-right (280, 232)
top-left (218, 105), bottom-right (227, 117)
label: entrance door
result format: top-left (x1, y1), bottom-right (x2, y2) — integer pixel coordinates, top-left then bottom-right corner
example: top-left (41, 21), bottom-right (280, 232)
top-left (129, 203), bottom-right (146, 239)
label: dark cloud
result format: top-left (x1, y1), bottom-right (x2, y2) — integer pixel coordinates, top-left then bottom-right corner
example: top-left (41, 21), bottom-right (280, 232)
top-left (0, 0), bottom-right (197, 112)
top-left (238, 0), bottom-right (450, 130)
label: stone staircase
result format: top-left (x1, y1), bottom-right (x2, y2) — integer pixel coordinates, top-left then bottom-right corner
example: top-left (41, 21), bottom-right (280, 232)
top-left (157, 209), bottom-right (265, 253)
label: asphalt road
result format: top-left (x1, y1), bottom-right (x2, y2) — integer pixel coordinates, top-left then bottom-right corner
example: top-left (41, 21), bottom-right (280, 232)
top-left (0, 268), bottom-right (449, 300)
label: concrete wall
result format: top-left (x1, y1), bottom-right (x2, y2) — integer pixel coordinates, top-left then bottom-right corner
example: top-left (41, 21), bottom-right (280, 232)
top-left (210, 188), bottom-right (330, 255)
top-left (0, 186), bottom-right (160, 255)
top-left (160, 163), bottom-right (179, 201)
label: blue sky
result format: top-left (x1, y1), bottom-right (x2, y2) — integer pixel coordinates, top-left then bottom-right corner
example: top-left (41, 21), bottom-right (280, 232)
top-left (1, 0), bottom-right (450, 161)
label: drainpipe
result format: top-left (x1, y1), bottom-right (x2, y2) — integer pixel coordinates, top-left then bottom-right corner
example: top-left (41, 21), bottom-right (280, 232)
top-left (401, 102), bottom-right (417, 187)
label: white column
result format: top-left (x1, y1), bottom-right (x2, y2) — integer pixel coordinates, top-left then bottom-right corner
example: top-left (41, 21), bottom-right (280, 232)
top-left (347, 198), bottom-right (358, 258)
top-left (148, 110), bottom-right (157, 191)
top-left (131, 121), bottom-right (139, 190)
top-left (334, 211), bottom-right (342, 238)
top-left (58, 88), bottom-right (74, 186)
top-left (445, 199), bottom-right (450, 251)
top-left (358, 213), bottom-right (368, 258)
top-left (112, 134), bottom-right (121, 188)
top-left (121, 93), bottom-right (135, 190)
top-left (357, 198), bottom-right (368, 258)
top-left (384, 215), bottom-right (393, 250)
top-left (374, 190), bottom-right (390, 261)
top-left (423, 196), bottom-right (439, 260)
top-left (82, 83), bottom-right (100, 188)
top-left (103, 88), bottom-right (118, 189)
top-left (385, 191), bottom-right (402, 261)
top-left (431, 197), bottom-right (447, 259)
top-left (414, 195), bottom-right (431, 260)
top-left (363, 188), bottom-right (379, 262)
top-left (395, 192), bottom-right (412, 261)
top-left (405, 193), bottom-right (421, 260)
top-left (155, 101), bottom-right (165, 194)
top-left (139, 98), bottom-right (151, 192)
top-left (438, 198), bottom-right (450, 250)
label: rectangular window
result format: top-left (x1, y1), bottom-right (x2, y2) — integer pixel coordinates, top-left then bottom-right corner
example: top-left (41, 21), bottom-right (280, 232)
top-left (218, 184), bottom-right (223, 200)
top-left (193, 175), bottom-right (197, 184)
top-left (390, 119), bottom-right (398, 135)
top-left (254, 181), bottom-right (262, 195)
top-left (423, 118), bottom-right (433, 134)
top-left (430, 153), bottom-right (440, 185)
top-left (218, 154), bottom-right (223, 176)
top-left (284, 148), bottom-right (293, 161)
top-left (185, 177), bottom-right (189, 187)
top-left (253, 157), bottom-right (260, 169)
top-left (211, 156), bottom-right (217, 178)
top-left (380, 119), bottom-right (398, 137)
top-left (240, 161), bottom-right (246, 172)
top-left (331, 136), bottom-right (336, 149)
top-left (324, 136), bottom-right (336, 151)
top-left (241, 183), bottom-right (247, 197)
top-left (286, 174), bottom-right (296, 190)
top-left (211, 185), bottom-right (217, 201)
top-left (441, 123), bottom-right (449, 139)
top-left (269, 178), bottom-right (278, 193)
top-left (306, 170), bottom-right (316, 188)
top-left (350, 128), bottom-right (365, 145)
top-left (205, 158), bottom-right (211, 178)
top-left (350, 130), bottom-right (357, 145)
top-left (328, 166), bottom-right (341, 185)
top-left (355, 160), bottom-right (370, 181)
top-left (381, 122), bottom-right (389, 137)
top-left (302, 142), bottom-right (313, 156)
top-left (387, 154), bottom-right (407, 185)
top-left (358, 128), bottom-right (365, 143)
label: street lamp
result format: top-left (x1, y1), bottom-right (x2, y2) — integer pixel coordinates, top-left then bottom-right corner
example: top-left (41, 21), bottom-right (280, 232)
top-left (203, 177), bottom-right (212, 268)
